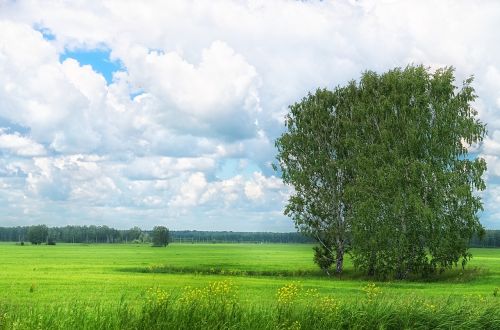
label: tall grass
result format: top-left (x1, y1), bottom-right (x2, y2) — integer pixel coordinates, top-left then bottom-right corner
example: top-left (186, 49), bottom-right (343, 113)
top-left (1, 281), bottom-right (499, 330)
top-left (121, 264), bottom-right (324, 277)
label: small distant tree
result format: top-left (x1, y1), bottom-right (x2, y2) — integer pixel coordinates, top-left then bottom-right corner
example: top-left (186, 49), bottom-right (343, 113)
top-left (27, 225), bottom-right (49, 245)
top-left (151, 226), bottom-right (170, 247)
top-left (129, 226), bottom-right (142, 240)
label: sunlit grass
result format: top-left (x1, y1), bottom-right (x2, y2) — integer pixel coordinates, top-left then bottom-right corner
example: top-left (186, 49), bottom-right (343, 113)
top-left (0, 243), bottom-right (499, 328)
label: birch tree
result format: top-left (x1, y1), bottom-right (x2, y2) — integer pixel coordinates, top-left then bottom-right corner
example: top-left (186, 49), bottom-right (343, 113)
top-left (274, 88), bottom-right (356, 274)
top-left (275, 65), bottom-right (486, 278)
top-left (349, 66), bottom-right (487, 278)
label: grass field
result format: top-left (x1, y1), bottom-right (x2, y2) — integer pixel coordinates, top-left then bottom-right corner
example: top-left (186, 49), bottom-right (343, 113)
top-left (0, 243), bottom-right (499, 329)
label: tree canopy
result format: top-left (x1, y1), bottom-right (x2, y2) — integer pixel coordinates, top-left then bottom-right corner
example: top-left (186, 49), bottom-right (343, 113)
top-left (27, 225), bottom-right (49, 245)
top-left (151, 226), bottom-right (170, 247)
top-left (275, 65), bottom-right (487, 278)
top-left (274, 88), bottom-right (354, 275)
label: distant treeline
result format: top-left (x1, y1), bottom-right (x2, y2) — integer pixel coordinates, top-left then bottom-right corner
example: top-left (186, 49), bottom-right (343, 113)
top-left (0, 225), bottom-right (499, 246)
top-left (170, 230), bottom-right (312, 244)
top-left (470, 230), bottom-right (500, 248)
top-left (0, 226), bottom-right (312, 244)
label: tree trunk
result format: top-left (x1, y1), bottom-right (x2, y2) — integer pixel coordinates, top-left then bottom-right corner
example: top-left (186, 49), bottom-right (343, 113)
top-left (368, 250), bottom-right (376, 276)
top-left (335, 241), bottom-right (344, 274)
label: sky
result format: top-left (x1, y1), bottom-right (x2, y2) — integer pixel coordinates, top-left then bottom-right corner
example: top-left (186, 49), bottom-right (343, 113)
top-left (1, 0), bottom-right (500, 231)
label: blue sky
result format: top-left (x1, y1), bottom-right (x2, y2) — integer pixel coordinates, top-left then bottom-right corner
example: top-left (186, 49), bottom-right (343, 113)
top-left (59, 49), bottom-right (122, 84)
top-left (0, 0), bottom-right (500, 230)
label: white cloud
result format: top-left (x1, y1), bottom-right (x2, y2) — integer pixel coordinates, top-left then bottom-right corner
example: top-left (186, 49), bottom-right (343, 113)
top-left (0, 21), bottom-right (104, 153)
top-left (0, 132), bottom-right (46, 156)
top-left (170, 172), bottom-right (208, 208)
top-left (244, 180), bottom-right (263, 200)
top-left (483, 131), bottom-right (500, 156)
top-left (124, 156), bottom-right (215, 180)
top-left (0, 1), bottom-right (500, 229)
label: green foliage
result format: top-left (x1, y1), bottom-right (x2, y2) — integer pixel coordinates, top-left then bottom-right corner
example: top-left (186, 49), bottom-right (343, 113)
top-left (313, 246), bottom-right (334, 275)
top-left (151, 226), bottom-right (170, 247)
top-left (27, 225), bottom-right (49, 245)
top-left (347, 66), bottom-right (486, 278)
top-left (275, 89), bottom-right (353, 274)
top-left (276, 65), bottom-right (487, 278)
top-left (129, 226), bottom-right (142, 239)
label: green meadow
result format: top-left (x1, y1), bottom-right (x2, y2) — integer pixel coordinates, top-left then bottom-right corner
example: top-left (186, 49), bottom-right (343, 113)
top-left (1, 243), bottom-right (499, 329)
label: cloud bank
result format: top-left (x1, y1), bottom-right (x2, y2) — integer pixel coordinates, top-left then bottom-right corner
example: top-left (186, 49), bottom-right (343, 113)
top-left (0, 0), bottom-right (500, 230)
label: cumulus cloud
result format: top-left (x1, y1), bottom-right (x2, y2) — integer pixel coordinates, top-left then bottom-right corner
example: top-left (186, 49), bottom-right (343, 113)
top-left (0, 0), bottom-right (499, 229)
top-left (0, 21), bottom-right (104, 153)
top-left (0, 131), bottom-right (46, 156)
top-left (121, 40), bottom-right (261, 139)
top-left (124, 157), bottom-right (216, 180)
